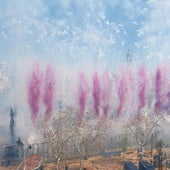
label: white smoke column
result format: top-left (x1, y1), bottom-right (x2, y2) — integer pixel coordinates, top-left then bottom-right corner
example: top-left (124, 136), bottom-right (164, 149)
top-left (126, 67), bottom-right (136, 118)
top-left (92, 72), bottom-right (101, 117)
top-left (116, 68), bottom-right (127, 118)
top-left (43, 64), bottom-right (56, 120)
top-left (137, 65), bottom-right (147, 116)
top-left (101, 71), bottom-right (112, 119)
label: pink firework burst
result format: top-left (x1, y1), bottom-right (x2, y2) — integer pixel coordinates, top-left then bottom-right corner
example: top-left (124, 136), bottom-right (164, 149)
top-left (92, 72), bottom-right (101, 117)
top-left (154, 67), bottom-right (162, 112)
top-left (78, 72), bottom-right (88, 122)
top-left (28, 62), bottom-right (41, 123)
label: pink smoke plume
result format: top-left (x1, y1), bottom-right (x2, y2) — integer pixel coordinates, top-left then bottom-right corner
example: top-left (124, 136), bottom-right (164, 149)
top-left (154, 65), bottom-right (170, 113)
top-left (138, 65), bottom-right (147, 115)
top-left (92, 72), bottom-right (101, 117)
top-left (116, 70), bottom-right (127, 118)
top-left (165, 65), bottom-right (170, 112)
top-left (28, 62), bottom-right (41, 123)
top-left (78, 72), bottom-right (88, 122)
top-left (154, 67), bottom-right (162, 112)
top-left (102, 71), bottom-right (112, 119)
top-left (43, 64), bottom-right (56, 120)
top-left (166, 92), bottom-right (170, 112)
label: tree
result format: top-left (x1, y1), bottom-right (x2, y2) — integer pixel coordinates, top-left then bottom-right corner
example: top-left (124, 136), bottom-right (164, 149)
top-left (122, 112), bottom-right (163, 154)
top-left (37, 110), bottom-right (76, 170)
top-left (155, 139), bottom-right (165, 170)
top-left (76, 117), bottom-right (109, 170)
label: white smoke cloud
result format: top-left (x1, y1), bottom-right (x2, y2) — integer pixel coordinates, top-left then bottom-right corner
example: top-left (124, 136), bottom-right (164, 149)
top-left (0, 0), bottom-right (170, 143)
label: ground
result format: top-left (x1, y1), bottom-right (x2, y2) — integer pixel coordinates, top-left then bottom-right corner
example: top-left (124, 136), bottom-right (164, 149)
top-left (0, 149), bottom-right (167, 170)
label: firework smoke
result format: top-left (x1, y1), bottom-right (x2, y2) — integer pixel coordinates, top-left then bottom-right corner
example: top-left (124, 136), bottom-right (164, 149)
top-left (124, 67), bottom-right (136, 118)
top-left (127, 67), bottom-right (135, 92)
top-left (154, 67), bottom-right (162, 112)
top-left (116, 70), bottom-right (127, 118)
top-left (138, 65), bottom-right (147, 115)
top-left (92, 72), bottom-right (101, 117)
top-left (102, 71), bottom-right (112, 118)
top-left (28, 62), bottom-right (41, 123)
top-left (43, 64), bottom-right (56, 120)
top-left (154, 65), bottom-right (170, 113)
top-left (78, 72), bottom-right (88, 122)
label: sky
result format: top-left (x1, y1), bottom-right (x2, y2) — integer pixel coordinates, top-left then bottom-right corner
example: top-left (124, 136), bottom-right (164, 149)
top-left (0, 0), bottom-right (170, 142)
top-left (0, 0), bottom-right (170, 69)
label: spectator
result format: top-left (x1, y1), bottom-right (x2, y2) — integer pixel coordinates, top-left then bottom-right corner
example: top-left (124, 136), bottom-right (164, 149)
top-left (16, 137), bottom-right (24, 161)
top-left (16, 137), bottom-right (24, 146)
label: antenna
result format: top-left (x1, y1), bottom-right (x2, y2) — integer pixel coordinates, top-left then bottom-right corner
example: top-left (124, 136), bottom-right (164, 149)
top-left (126, 49), bottom-right (132, 64)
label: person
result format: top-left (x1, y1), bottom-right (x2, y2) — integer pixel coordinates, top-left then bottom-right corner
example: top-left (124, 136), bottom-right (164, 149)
top-left (64, 165), bottom-right (68, 170)
top-left (17, 137), bottom-right (24, 146)
top-left (64, 160), bottom-right (69, 170)
top-left (16, 137), bottom-right (24, 161)
top-left (137, 146), bottom-right (143, 160)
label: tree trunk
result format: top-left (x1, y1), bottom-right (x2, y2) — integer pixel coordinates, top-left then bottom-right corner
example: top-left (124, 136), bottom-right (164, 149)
top-left (79, 157), bottom-right (84, 170)
top-left (55, 157), bottom-right (60, 170)
top-left (56, 163), bottom-right (59, 170)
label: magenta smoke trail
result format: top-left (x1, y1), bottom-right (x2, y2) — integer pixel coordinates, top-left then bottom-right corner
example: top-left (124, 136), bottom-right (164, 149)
top-left (116, 71), bottom-right (127, 118)
top-left (43, 64), bottom-right (56, 120)
top-left (165, 64), bottom-right (170, 112)
top-left (154, 67), bottom-right (162, 112)
top-left (92, 72), bottom-right (101, 117)
top-left (28, 62), bottom-right (41, 123)
top-left (138, 65), bottom-right (147, 115)
top-left (78, 72), bottom-right (87, 122)
top-left (102, 72), bottom-right (111, 118)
